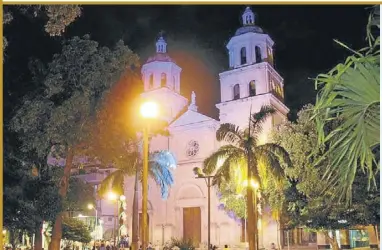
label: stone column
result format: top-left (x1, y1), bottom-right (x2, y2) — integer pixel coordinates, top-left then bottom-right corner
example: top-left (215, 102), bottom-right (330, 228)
top-left (367, 225), bottom-right (379, 250)
top-left (317, 232), bottom-right (330, 250)
top-left (339, 230), bottom-right (350, 249)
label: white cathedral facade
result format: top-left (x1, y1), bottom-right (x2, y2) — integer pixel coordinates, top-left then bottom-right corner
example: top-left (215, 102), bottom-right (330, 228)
top-left (121, 6), bottom-right (289, 249)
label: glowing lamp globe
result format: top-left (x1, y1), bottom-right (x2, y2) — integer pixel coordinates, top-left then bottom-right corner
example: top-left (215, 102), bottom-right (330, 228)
top-left (107, 191), bottom-right (117, 201)
top-left (140, 101), bottom-right (159, 118)
top-left (120, 195), bottom-right (126, 201)
top-left (250, 179), bottom-right (259, 189)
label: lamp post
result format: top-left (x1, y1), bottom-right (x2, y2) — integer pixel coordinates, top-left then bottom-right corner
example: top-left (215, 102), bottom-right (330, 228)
top-left (140, 101), bottom-right (159, 250)
top-left (193, 167), bottom-right (214, 250)
top-left (108, 191), bottom-right (126, 248)
top-left (88, 204), bottom-right (98, 242)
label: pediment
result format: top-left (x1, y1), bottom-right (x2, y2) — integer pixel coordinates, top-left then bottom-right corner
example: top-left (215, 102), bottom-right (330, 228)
top-left (169, 109), bottom-right (217, 128)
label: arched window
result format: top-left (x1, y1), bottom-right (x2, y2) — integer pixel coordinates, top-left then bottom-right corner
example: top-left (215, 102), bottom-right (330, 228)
top-left (149, 74), bottom-right (154, 88)
top-left (161, 73), bottom-right (167, 87)
top-left (240, 47), bottom-right (247, 65)
top-left (233, 84), bottom-right (240, 100)
top-left (267, 47), bottom-right (274, 65)
top-left (270, 79), bottom-right (276, 91)
top-left (173, 76), bottom-right (176, 90)
top-left (249, 80), bottom-right (256, 96)
top-left (255, 46), bottom-right (262, 63)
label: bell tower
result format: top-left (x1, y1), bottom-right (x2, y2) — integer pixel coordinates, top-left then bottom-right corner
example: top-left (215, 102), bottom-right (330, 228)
top-left (216, 7), bottom-right (289, 140)
top-left (141, 34), bottom-right (188, 122)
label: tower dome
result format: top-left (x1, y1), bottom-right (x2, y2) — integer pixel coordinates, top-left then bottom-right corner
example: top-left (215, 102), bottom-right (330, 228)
top-left (146, 35), bottom-right (174, 63)
top-left (235, 7), bottom-right (264, 36)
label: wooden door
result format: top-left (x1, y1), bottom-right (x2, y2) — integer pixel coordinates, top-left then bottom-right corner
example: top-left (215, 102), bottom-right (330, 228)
top-left (139, 213), bottom-right (150, 243)
top-left (183, 207), bottom-right (201, 246)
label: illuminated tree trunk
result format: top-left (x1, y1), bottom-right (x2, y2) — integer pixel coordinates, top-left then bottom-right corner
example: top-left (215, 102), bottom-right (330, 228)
top-left (246, 165), bottom-right (257, 250)
top-left (323, 231), bottom-right (340, 250)
top-left (275, 213), bottom-right (282, 250)
top-left (374, 225), bottom-right (380, 248)
top-left (49, 147), bottom-right (75, 250)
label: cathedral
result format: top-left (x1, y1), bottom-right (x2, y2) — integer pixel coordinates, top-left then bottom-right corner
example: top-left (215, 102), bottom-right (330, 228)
top-left (122, 6), bottom-right (289, 249)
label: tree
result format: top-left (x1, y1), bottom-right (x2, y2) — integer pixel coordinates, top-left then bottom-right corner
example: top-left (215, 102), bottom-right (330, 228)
top-left (202, 106), bottom-right (291, 250)
top-left (10, 35), bottom-right (139, 250)
top-left (284, 171), bottom-right (379, 250)
top-left (99, 147), bottom-right (177, 250)
top-left (312, 5), bottom-right (380, 202)
top-left (62, 217), bottom-right (92, 244)
top-left (3, 135), bottom-right (43, 250)
top-left (272, 105), bottom-right (380, 250)
top-left (3, 5), bottom-right (81, 51)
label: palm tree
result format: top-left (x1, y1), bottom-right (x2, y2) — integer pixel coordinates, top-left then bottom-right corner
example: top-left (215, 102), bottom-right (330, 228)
top-left (202, 106), bottom-right (291, 250)
top-left (99, 148), bottom-right (176, 250)
top-left (312, 6), bottom-right (380, 202)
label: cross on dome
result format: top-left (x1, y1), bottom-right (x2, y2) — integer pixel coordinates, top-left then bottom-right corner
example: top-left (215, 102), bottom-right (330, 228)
top-left (156, 33), bottom-right (167, 53)
top-left (242, 6), bottom-right (255, 26)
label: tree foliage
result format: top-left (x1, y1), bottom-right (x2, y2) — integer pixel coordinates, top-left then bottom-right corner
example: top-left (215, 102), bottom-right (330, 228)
top-left (203, 106), bottom-right (291, 250)
top-left (62, 217), bottom-right (92, 243)
top-left (217, 179), bottom-right (246, 219)
top-left (99, 148), bottom-right (177, 199)
top-left (66, 177), bottom-right (95, 212)
top-left (312, 5), bottom-right (380, 202)
top-left (11, 35), bottom-right (139, 159)
top-left (4, 5), bottom-right (81, 36)
top-left (271, 105), bottom-right (379, 249)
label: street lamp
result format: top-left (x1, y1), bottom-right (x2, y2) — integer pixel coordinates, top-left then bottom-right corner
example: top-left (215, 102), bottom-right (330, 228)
top-left (193, 167), bottom-right (214, 250)
top-left (88, 204), bottom-right (98, 242)
top-left (108, 192), bottom-right (126, 247)
top-left (140, 101), bottom-right (159, 250)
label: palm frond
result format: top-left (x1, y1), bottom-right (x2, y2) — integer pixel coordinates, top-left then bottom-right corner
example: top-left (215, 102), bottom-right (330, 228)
top-left (216, 123), bottom-right (243, 144)
top-left (255, 143), bottom-right (293, 169)
top-left (203, 145), bottom-right (244, 175)
top-left (256, 151), bottom-right (285, 189)
top-left (149, 150), bottom-right (177, 170)
top-left (148, 150), bottom-right (177, 199)
top-left (366, 5), bottom-right (380, 45)
top-left (98, 169), bottom-right (126, 197)
top-left (251, 105), bottom-right (276, 137)
top-left (212, 150), bottom-right (246, 188)
top-left (312, 38), bottom-right (380, 202)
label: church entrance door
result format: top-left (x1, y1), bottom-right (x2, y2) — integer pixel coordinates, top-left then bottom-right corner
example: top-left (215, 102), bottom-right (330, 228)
top-left (183, 207), bottom-right (201, 246)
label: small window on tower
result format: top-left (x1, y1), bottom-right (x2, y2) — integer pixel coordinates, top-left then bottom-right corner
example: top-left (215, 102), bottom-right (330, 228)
top-left (255, 46), bottom-right (262, 63)
top-left (270, 79), bottom-right (276, 91)
top-left (149, 74), bottom-right (154, 89)
top-left (173, 76), bottom-right (176, 90)
top-left (161, 73), bottom-right (167, 87)
top-left (240, 47), bottom-right (247, 65)
top-left (267, 47), bottom-right (274, 65)
top-left (233, 84), bottom-right (240, 100)
top-left (249, 80), bottom-right (256, 96)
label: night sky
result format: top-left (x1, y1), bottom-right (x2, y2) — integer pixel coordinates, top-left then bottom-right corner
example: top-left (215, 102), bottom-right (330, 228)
top-left (4, 5), bottom-right (372, 121)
